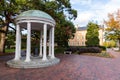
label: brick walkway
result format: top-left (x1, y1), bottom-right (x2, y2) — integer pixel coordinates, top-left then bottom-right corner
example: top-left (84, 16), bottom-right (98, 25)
top-left (0, 49), bottom-right (120, 80)
top-left (107, 48), bottom-right (120, 58)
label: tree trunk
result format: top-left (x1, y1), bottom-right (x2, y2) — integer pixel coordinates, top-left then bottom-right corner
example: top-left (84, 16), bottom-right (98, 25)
top-left (0, 26), bottom-right (8, 53)
top-left (118, 39), bottom-right (120, 51)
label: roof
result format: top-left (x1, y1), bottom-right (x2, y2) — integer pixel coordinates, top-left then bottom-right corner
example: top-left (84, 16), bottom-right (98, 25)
top-left (77, 25), bottom-right (104, 31)
top-left (18, 10), bottom-right (54, 20)
top-left (77, 27), bottom-right (87, 31)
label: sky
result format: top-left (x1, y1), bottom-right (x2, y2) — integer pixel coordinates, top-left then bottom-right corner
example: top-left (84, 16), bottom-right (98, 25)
top-left (70, 0), bottom-right (120, 27)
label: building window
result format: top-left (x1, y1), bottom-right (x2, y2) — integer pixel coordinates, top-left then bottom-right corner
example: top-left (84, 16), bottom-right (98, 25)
top-left (82, 36), bottom-right (84, 40)
top-left (82, 42), bottom-right (84, 46)
top-left (77, 36), bottom-right (79, 39)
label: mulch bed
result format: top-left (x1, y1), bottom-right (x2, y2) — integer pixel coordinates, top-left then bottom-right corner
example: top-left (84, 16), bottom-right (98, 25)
top-left (0, 53), bottom-right (14, 56)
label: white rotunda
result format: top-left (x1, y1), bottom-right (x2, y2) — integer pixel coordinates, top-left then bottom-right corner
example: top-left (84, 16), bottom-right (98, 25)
top-left (7, 10), bottom-right (60, 68)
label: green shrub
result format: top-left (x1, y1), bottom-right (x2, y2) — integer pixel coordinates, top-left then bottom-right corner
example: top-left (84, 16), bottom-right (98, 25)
top-left (65, 46), bottom-right (102, 54)
top-left (103, 40), bottom-right (116, 48)
top-left (55, 47), bottom-right (65, 53)
top-left (98, 46), bottom-right (106, 51)
top-left (68, 46), bottom-right (79, 53)
top-left (78, 47), bottom-right (102, 54)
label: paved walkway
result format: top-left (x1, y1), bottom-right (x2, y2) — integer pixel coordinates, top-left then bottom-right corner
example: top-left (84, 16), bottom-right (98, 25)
top-left (0, 49), bottom-right (120, 80)
top-left (107, 48), bottom-right (120, 58)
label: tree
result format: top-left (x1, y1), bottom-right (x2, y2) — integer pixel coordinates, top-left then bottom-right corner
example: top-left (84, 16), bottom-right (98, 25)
top-left (30, 0), bottom-right (77, 47)
top-left (103, 40), bottom-right (116, 48)
top-left (85, 22), bottom-right (99, 46)
top-left (0, 0), bottom-right (77, 53)
top-left (55, 20), bottom-right (76, 47)
top-left (6, 30), bottom-right (15, 49)
top-left (0, 0), bottom-right (27, 52)
top-left (105, 9), bottom-right (120, 50)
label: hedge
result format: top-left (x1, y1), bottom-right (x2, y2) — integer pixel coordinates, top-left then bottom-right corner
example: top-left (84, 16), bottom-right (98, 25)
top-left (65, 46), bottom-right (102, 54)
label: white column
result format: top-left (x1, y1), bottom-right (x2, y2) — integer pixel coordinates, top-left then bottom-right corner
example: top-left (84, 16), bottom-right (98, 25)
top-left (51, 26), bottom-right (55, 58)
top-left (25, 22), bottom-right (31, 62)
top-left (48, 28), bottom-right (52, 57)
top-left (18, 31), bottom-right (21, 59)
top-left (42, 24), bottom-right (47, 60)
top-left (39, 31), bottom-right (43, 57)
top-left (14, 24), bottom-right (20, 60)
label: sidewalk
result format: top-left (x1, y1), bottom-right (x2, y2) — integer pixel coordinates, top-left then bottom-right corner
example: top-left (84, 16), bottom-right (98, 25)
top-left (1, 52), bottom-right (120, 80)
top-left (107, 48), bottom-right (120, 58)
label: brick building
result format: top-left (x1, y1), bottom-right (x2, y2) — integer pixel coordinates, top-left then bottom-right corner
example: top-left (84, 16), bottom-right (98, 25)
top-left (68, 25), bottom-right (104, 46)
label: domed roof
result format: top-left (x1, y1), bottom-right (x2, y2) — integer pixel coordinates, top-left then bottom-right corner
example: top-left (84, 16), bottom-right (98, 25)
top-left (18, 10), bottom-right (54, 20)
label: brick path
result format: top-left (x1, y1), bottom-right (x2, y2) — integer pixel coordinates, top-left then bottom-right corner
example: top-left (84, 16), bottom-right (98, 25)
top-left (107, 48), bottom-right (120, 58)
top-left (0, 49), bottom-right (120, 80)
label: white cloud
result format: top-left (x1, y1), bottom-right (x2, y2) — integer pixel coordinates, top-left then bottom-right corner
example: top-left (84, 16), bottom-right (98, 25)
top-left (70, 0), bottom-right (80, 4)
top-left (71, 0), bottom-right (120, 26)
top-left (79, 0), bottom-right (92, 5)
top-left (104, 0), bottom-right (120, 13)
top-left (74, 11), bottom-right (94, 26)
top-left (71, 0), bottom-right (92, 5)
top-left (97, 0), bottom-right (120, 22)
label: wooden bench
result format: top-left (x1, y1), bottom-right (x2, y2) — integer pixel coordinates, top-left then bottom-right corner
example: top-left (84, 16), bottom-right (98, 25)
top-left (64, 48), bottom-right (72, 54)
top-left (64, 51), bottom-right (72, 54)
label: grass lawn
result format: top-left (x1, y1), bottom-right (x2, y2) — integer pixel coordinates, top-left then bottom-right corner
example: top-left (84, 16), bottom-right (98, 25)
top-left (5, 49), bottom-right (15, 53)
top-left (55, 47), bottom-right (65, 53)
top-left (0, 49), bottom-right (15, 56)
top-left (80, 51), bottom-right (114, 58)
